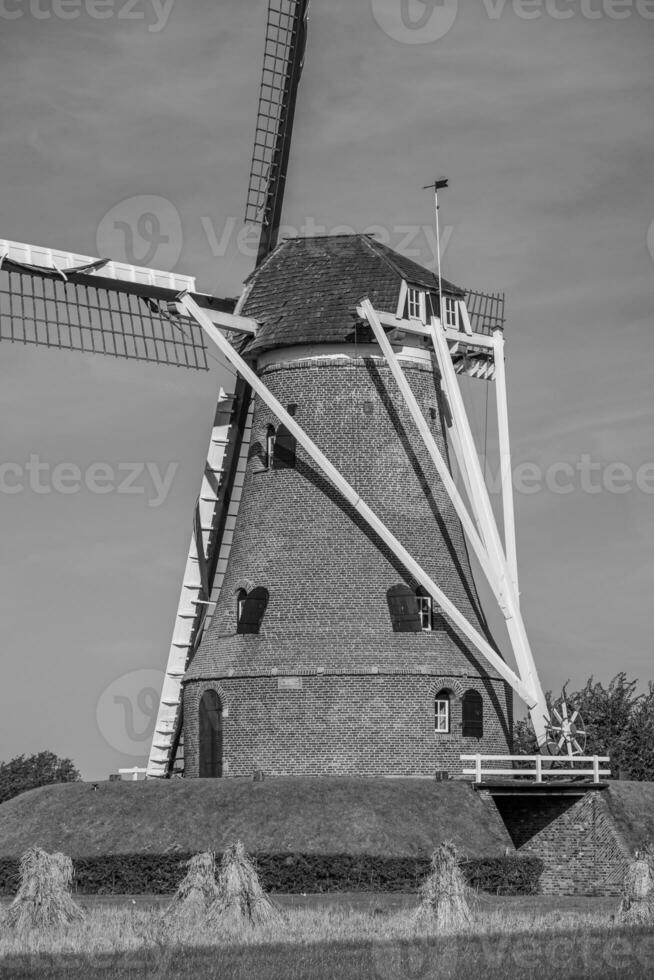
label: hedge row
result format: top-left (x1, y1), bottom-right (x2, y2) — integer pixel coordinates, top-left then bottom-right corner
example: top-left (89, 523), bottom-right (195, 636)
top-left (0, 853), bottom-right (543, 897)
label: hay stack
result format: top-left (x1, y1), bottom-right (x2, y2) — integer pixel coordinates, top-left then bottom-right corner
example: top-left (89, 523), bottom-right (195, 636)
top-left (207, 841), bottom-right (280, 929)
top-left (165, 852), bottom-right (220, 921)
top-left (5, 847), bottom-right (84, 933)
top-left (618, 851), bottom-right (654, 925)
top-left (415, 842), bottom-right (472, 932)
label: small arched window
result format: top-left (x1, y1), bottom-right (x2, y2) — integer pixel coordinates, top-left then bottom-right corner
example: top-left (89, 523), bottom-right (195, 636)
top-left (462, 690), bottom-right (484, 738)
top-left (435, 689), bottom-right (450, 733)
top-left (236, 586), bottom-right (269, 635)
top-left (416, 587), bottom-right (433, 632)
top-left (236, 589), bottom-right (248, 626)
top-left (387, 584), bottom-right (421, 633)
top-left (265, 426), bottom-right (276, 470)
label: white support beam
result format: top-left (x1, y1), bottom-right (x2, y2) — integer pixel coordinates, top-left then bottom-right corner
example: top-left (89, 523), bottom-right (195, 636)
top-left (179, 293), bottom-right (535, 707)
top-left (364, 307), bottom-right (496, 351)
top-left (429, 316), bottom-right (548, 744)
top-left (493, 328), bottom-right (519, 595)
top-left (360, 299), bottom-right (509, 617)
top-left (176, 302), bottom-right (257, 336)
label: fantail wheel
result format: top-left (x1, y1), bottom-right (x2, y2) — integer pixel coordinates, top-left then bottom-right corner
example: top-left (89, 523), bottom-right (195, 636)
top-left (545, 694), bottom-right (587, 758)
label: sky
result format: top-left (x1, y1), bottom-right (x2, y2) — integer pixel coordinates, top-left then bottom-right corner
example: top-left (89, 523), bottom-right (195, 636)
top-left (0, 0), bottom-right (652, 779)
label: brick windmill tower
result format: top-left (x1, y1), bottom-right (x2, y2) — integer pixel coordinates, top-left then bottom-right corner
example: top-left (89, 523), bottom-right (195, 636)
top-left (181, 233), bottom-right (516, 778)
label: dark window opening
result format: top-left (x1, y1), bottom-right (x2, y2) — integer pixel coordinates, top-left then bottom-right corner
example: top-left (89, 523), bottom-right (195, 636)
top-left (462, 690), bottom-right (484, 738)
top-left (274, 424), bottom-right (296, 469)
top-left (236, 586), bottom-right (270, 635)
top-left (387, 584), bottom-right (421, 633)
top-left (264, 423), bottom-right (296, 470)
top-left (199, 690), bottom-right (223, 778)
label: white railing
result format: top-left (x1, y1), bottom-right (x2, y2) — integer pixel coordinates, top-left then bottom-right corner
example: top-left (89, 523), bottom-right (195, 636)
top-left (460, 754), bottom-right (611, 784)
top-left (118, 766), bottom-right (147, 782)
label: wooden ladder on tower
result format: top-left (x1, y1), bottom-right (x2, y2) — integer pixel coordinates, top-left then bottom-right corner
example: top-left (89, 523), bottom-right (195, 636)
top-left (146, 378), bottom-right (253, 778)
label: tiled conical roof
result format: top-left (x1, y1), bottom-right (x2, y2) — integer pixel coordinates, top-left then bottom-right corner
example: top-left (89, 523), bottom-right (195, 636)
top-left (241, 233), bottom-right (463, 356)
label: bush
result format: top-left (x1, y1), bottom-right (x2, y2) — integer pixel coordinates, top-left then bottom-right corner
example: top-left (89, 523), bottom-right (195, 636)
top-left (0, 853), bottom-right (542, 897)
top-left (0, 752), bottom-right (80, 806)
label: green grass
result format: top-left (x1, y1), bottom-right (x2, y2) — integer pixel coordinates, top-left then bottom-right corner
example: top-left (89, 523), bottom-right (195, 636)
top-left (0, 899), bottom-right (650, 979)
top-left (0, 777), bottom-right (512, 859)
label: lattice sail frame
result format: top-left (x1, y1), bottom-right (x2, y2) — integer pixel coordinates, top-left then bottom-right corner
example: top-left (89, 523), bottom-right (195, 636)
top-left (0, 238), bottom-right (215, 371)
top-left (245, 0), bottom-right (309, 261)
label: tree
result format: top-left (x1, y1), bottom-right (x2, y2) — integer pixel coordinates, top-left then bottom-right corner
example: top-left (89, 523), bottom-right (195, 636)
top-left (0, 751), bottom-right (80, 805)
top-left (512, 673), bottom-right (654, 781)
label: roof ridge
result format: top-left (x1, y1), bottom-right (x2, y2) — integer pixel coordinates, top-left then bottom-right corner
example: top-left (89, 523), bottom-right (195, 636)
top-left (362, 235), bottom-right (409, 284)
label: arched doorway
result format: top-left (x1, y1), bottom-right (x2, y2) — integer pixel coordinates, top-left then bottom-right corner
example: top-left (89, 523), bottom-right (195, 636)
top-left (199, 690), bottom-right (223, 777)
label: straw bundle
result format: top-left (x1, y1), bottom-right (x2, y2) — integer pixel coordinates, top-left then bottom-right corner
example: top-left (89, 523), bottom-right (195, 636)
top-left (618, 851), bottom-right (654, 925)
top-left (207, 841), bottom-right (280, 929)
top-left (415, 842), bottom-right (472, 932)
top-left (165, 852), bottom-right (220, 921)
top-left (5, 847), bottom-right (83, 933)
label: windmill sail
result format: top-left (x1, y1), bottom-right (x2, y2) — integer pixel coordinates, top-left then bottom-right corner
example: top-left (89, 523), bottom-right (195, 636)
top-left (0, 238), bottom-right (239, 371)
top-left (245, 0), bottom-right (310, 265)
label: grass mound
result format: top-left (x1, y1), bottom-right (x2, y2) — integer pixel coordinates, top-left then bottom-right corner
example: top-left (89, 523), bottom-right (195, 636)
top-left (0, 777), bottom-right (512, 859)
top-left (4, 847), bottom-right (83, 933)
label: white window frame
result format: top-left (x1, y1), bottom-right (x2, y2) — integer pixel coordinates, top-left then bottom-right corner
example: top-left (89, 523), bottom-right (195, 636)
top-left (417, 594), bottom-right (433, 632)
top-left (407, 287), bottom-right (422, 321)
top-left (443, 296), bottom-right (459, 329)
top-left (237, 590), bottom-right (247, 624)
top-left (265, 428), bottom-right (276, 470)
top-left (435, 696), bottom-right (450, 733)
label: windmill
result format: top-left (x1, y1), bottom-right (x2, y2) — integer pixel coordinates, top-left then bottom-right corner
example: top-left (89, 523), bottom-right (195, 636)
top-left (0, 0), bottom-right (583, 778)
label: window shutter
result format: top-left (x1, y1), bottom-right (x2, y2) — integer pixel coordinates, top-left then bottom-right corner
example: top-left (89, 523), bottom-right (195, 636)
top-left (462, 690), bottom-right (484, 738)
top-left (386, 585), bottom-right (421, 633)
top-left (237, 587), bottom-right (270, 635)
top-left (274, 425), bottom-right (296, 469)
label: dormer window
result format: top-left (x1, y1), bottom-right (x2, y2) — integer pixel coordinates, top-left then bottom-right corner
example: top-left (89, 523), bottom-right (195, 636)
top-left (407, 287), bottom-right (422, 321)
top-left (443, 296), bottom-right (459, 329)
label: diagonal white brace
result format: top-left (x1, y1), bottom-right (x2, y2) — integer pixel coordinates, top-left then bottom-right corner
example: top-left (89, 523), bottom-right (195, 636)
top-left (360, 298), bottom-right (509, 616)
top-left (429, 314), bottom-right (548, 742)
top-left (178, 292), bottom-right (536, 707)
